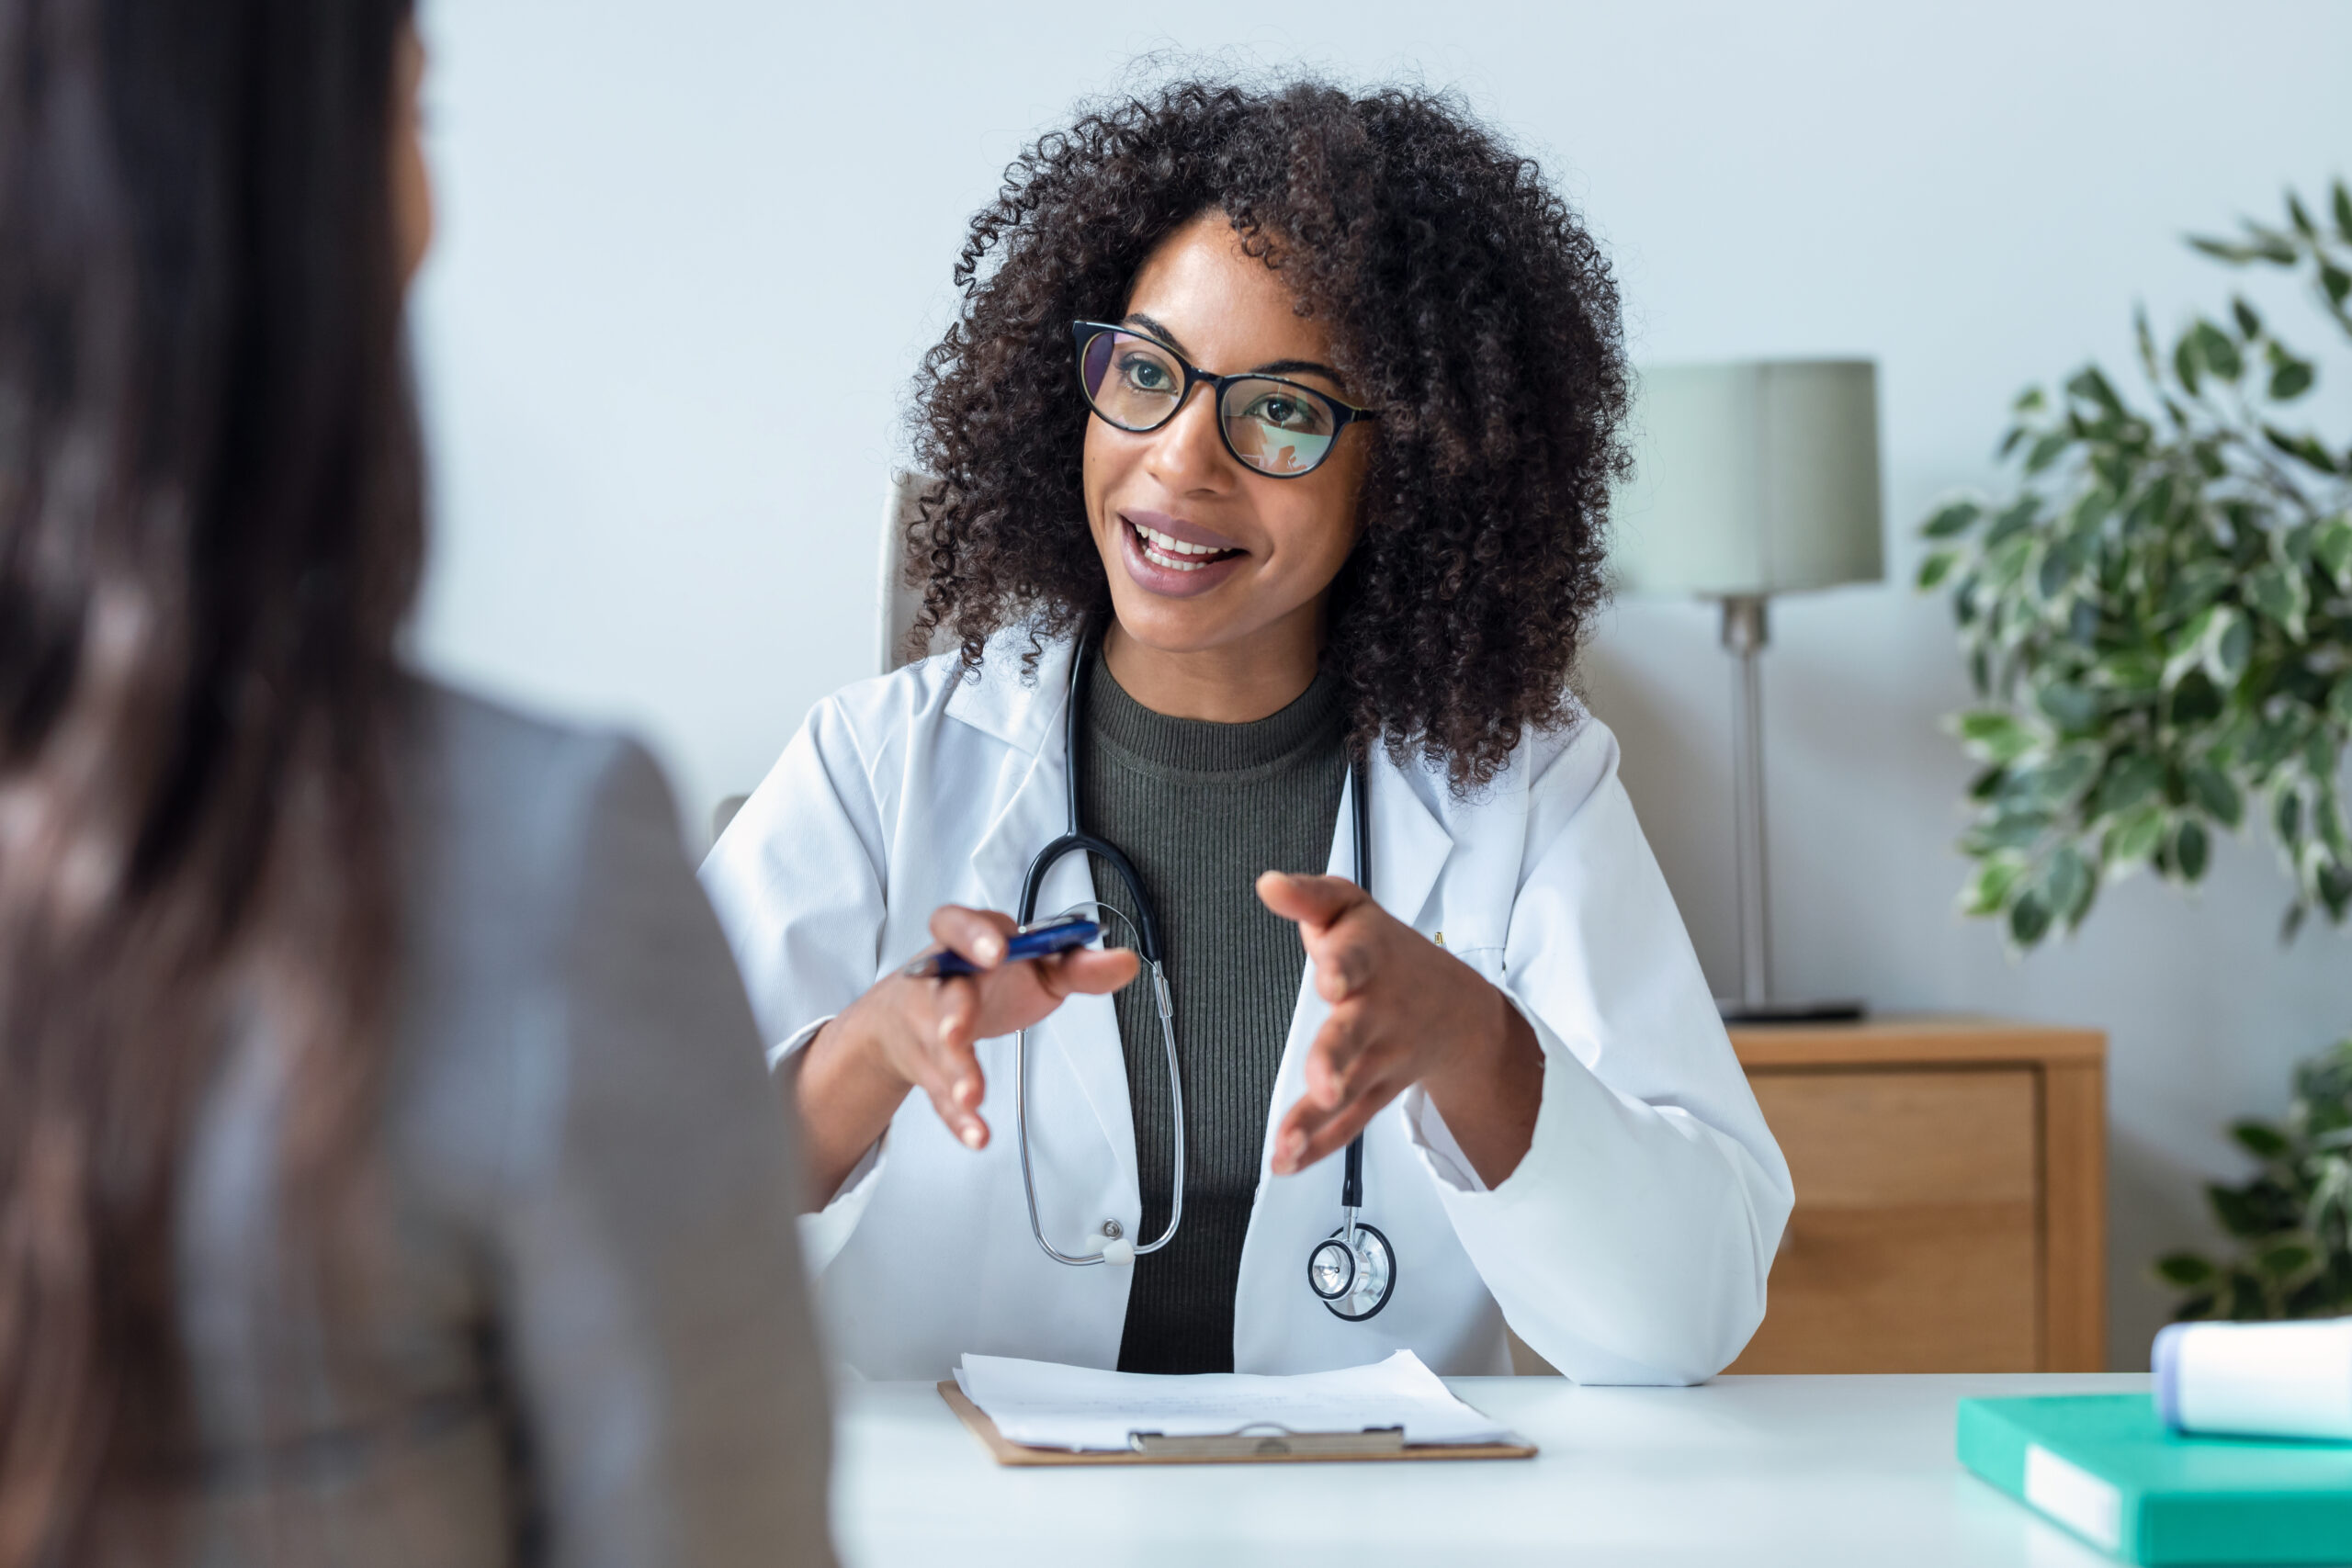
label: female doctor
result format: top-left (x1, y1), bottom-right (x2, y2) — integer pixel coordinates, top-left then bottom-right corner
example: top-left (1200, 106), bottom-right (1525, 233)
top-left (704, 79), bottom-right (1792, 1383)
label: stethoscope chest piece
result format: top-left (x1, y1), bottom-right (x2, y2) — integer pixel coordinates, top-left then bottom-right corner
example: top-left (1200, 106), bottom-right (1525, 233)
top-left (1307, 1221), bottom-right (1395, 1321)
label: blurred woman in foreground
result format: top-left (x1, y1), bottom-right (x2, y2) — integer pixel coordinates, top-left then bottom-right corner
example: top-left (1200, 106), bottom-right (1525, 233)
top-left (0, 3), bottom-right (833, 1563)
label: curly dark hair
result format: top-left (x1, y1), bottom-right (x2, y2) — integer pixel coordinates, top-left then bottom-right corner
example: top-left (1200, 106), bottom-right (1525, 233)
top-left (907, 75), bottom-right (1629, 789)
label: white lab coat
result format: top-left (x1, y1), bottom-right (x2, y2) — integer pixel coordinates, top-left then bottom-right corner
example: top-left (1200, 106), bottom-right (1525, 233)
top-left (702, 629), bottom-right (1792, 1384)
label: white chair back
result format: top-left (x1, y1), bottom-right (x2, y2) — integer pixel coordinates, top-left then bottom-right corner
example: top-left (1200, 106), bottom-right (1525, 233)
top-left (878, 470), bottom-right (943, 674)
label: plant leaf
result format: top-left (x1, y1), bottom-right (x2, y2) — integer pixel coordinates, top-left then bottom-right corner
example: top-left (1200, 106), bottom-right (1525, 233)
top-left (2186, 763), bottom-right (2245, 829)
top-left (1917, 549), bottom-right (1961, 591)
top-left (2230, 1120), bottom-right (2292, 1162)
top-left (2192, 320), bottom-right (2244, 381)
top-left (2035, 682), bottom-right (2099, 733)
top-left (2334, 179), bottom-right (2352, 243)
top-left (2245, 562), bottom-right (2309, 640)
top-left (2154, 1251), bottom-right (2219, 1290)
top-left (2093, 650), bottom-right (2165, 694)
top-left (2208, 1183), bottom-right (2267, 1237)
top-left (2324, 261), bottom-right (2352, 310)
top-left (2258, 1238), bottom-right (2318, 1280)
top-left (2232, 296), bottom-right (2265, 339)
top-left (2025, 431), bottom-right (2072, 475)
top-left (1924, 500), bottom-right (1982, 539)
top-left (1980, 498), bottom-right (2040, 552)
top-left (1953, 709), bottom-right (2037, 763)
top-left (2188, 236), bottom-right (2263, 266)
top-left (2105, 803), bottom-right (2167, 868)
top-left (2007, 889), bottom-right (2052, 948)
top-left (2206, 607), bottom-right (2253, 686)
top-left (2316, 516), bottom-right (2352, 588)
top-left (2043, 845), bottom-right (2096, 929)
top-left (2241, 225), bottom-right (2302, 265)
top-left (2175, 817), bottom-right (2212, 882)
top-left (2268, 357), bottom-right (2315, 401)
top-left (2095, 752), bottom-right (2167, 817)
top-left (1961, 853), bottom-right (2027, 918)
top-left (2264, 425), bottom-right (2341, 474)
top-left (2066, 366), bottom-right (2126, 414)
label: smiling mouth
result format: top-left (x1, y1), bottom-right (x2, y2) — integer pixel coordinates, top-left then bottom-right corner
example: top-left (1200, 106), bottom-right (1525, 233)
top-left (1128, 518), bottom-right (1244, 573)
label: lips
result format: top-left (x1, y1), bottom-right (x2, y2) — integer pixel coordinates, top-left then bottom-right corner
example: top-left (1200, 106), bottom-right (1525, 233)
top-left (1115, 512), bottom-right (1248, 599)
top-left (1121, 510), bottom-right (1244, 554)
top-left (1130, 521), bottom-right (1237, 572)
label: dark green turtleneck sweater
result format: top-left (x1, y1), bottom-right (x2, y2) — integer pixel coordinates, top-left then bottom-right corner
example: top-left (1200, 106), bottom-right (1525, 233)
top-left (1080, 649), bottom-right (1349, 1374)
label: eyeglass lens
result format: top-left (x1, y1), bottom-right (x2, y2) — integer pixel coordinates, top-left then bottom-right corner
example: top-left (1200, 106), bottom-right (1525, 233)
top-left (1079, 328), bottom-right (1340, 479)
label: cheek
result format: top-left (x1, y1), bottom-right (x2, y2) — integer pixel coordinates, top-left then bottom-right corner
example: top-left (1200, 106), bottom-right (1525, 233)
top-left (1081, 419), bottom-right (1125, 533)
top-left (1268, 476), bottom-right (1361, 576)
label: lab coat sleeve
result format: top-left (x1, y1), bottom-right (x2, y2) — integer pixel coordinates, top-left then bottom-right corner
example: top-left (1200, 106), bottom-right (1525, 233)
top-left (700, 696), bottom-right (898, 1270)
top-left (1406, 720), bottom-right (1794, 1385)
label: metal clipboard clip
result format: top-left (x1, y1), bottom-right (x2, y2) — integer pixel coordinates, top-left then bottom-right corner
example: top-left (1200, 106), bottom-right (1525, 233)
top-left (1126, 1422), bottom-right (1408, 1459)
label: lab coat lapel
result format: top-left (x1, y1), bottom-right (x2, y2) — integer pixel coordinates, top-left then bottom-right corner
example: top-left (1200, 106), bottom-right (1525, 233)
top-left (1361, 751), bottom-right (1453, 931)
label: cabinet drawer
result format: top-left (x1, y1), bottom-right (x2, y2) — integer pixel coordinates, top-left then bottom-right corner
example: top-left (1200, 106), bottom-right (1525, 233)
top-left (1729, 1066), bottom-right (2041, 1373)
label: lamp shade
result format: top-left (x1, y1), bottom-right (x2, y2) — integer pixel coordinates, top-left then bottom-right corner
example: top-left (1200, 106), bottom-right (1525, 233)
top-left (1611, 360), bottom-right (1884, 597)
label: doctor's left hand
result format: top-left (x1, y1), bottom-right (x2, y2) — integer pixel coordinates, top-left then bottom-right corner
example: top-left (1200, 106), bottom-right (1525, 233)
top-left (1256, 873), bottom-right (1544, 1190)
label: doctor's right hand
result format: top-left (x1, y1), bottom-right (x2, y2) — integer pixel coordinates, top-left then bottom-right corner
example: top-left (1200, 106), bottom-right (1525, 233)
top-left (795, 906), bottom-right (1139, 1204)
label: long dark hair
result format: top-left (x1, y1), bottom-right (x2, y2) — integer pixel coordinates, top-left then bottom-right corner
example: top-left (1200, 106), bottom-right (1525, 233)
top-left (0, 0), bottom-right (423, 1558)
top-left (908, 78), bottom-right (1630, 789)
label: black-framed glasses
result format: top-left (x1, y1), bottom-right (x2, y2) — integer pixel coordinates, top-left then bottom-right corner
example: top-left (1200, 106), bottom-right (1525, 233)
top-left (1071, 321), bottom-right (1376, 479)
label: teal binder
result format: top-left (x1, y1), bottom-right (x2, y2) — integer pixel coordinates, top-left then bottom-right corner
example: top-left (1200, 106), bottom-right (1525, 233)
top-left (1957, 1394), bottom-right (2352, 1564)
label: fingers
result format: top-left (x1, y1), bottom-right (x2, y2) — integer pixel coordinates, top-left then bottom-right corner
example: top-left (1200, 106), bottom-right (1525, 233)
top-left (919, 977), bottom-right (990, 1149)
top-left (896, 904), bottom-right (1139, 1154)
top-left (928, 904), bottom-right (1017, 968)
top-left (1040, 944), bottom-right (1140, 998)
top-left (1270, 1008), bottom-right (1399, 1175)
top-left (1254, 870), bottom-right (1367, 932)
top-left (1260, 873), bottom-right (1388, 1002)
top-left (1271, 1077), bottom-right (1396, 1176)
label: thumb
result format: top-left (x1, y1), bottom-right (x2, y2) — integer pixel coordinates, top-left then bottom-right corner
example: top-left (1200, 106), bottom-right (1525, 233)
top-left (1255, 870), bottom-right (1367, 932)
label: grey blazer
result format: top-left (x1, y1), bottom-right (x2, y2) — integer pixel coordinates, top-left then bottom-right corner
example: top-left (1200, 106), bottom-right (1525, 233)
top-left (159, 684), bottom-right (834, 1567)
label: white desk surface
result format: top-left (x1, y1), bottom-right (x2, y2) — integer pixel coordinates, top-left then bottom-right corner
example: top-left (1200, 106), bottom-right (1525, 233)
top-left (833, 1371), bottom-right (2150, 1568)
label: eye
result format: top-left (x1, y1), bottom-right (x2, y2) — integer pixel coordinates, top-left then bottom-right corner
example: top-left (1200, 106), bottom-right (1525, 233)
top-left (1244, 391), bottom-right (1329, 434)
top-left (1118, 353), bottom-right (1175, 394)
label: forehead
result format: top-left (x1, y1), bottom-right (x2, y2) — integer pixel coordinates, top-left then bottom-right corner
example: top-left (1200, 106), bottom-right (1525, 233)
top-left (1123, 214), bottom-right (1334, 370)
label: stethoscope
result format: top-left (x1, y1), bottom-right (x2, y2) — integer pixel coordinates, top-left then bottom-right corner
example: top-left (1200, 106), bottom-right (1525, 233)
top-left (1011, 632), bottom-right (1397, 1322)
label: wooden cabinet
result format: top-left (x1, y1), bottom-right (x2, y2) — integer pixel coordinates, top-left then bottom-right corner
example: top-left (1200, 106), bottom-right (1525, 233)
top-left (1727, 1018), bottom-right (2108, 1374)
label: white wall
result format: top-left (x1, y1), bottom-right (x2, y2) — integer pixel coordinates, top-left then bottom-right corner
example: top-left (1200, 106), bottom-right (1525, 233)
top-left (408, 0), bottom-right (2352, 1368)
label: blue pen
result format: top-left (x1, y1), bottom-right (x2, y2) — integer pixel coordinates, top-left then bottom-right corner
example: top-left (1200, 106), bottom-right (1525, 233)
top-left (899, 912), bottom-right (1102, 980)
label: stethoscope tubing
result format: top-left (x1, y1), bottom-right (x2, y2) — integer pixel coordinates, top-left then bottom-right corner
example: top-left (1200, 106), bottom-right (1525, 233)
top-left (1010, 628), bottom-right (1376, 1291)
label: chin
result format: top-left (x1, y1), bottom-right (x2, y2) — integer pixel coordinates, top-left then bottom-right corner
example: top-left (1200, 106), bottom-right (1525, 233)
top-left (1104, 591), bottom-right (1239, 654)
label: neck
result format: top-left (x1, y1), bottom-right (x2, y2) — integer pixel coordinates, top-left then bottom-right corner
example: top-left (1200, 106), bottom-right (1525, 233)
top-left (1102, 604), bottom-right (1323, 723)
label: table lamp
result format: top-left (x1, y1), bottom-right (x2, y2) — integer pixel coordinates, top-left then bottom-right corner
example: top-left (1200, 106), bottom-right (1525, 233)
top-left (1611, 361), bottom-right (1883, 1022)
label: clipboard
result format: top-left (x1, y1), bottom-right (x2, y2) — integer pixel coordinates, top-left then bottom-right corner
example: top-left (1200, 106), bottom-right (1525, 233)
top-left (938, 1381), bottom-right (1538, 1466)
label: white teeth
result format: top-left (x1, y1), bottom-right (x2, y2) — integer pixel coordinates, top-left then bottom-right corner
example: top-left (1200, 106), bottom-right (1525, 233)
top-left (1132, 521), bottom-right (1235, 573)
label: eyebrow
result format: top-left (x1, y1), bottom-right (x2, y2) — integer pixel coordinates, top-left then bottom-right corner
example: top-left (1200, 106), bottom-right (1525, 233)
top-left (1121, 312), bottom-right (1347, 388)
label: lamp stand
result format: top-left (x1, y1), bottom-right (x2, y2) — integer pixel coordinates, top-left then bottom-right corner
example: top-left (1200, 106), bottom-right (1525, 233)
top-left (1715, 594), bottom-right (1863, 1026)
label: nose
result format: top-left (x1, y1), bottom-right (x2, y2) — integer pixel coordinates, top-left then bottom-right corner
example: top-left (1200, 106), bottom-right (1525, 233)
top-left (1141, 380), bottom-right (1237, 494)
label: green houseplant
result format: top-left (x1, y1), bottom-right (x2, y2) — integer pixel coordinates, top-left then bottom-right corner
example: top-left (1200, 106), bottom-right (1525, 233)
top-left (1918, 183), bottom-right (2352, 1320)
top-left (2154, 1035), bottom-right (2352, 1320)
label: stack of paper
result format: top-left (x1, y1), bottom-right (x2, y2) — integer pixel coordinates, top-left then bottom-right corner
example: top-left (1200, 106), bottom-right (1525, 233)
top-left (953, 1349), bottom-right (1511, 1452)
